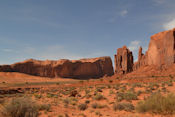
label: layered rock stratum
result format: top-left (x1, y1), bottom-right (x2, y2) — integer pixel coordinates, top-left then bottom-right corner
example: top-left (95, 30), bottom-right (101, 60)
top-left (0, 57), bottom-right (114, 78)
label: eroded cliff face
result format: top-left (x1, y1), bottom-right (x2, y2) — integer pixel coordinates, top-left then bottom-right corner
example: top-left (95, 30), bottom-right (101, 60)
top-left (133, 47), bottom-right (148, 70)
top-left (134, 28), bottom-right (175, 70)
top-left (114, 46), bottom-right (133, 74)
top-left (147, 28), bottom-right (175, 66)
top-left (0, 57), bottom-right (114, 78)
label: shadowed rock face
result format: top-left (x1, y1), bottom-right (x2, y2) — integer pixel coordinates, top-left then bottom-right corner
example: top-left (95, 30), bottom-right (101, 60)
top-left (0, 57), bottom-right (114, 79)
top-left (114, 46), bottom-right (133, 74)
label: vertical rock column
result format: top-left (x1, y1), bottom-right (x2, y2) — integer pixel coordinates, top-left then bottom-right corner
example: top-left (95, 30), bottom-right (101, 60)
top-left (114, 46), bottom-right (133, 74)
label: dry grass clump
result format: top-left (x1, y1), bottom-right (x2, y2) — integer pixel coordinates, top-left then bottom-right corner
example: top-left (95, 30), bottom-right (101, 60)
top-left (1, 97), bottom-right (39, 117)
top-left (113, 102), bottom-right (134, 112)
top-left (91, 103), bottom-right (107, 109)
top-left (93, 93), bottom-right (105, 100)
top-left (117, 91), bottom-right (138, 101)
top-left (136, 93), bottom-right (175, 114)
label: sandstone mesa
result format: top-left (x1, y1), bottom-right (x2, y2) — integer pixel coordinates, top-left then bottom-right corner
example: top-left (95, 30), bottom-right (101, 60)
top-left (0, 57), bottom-right (114, 78)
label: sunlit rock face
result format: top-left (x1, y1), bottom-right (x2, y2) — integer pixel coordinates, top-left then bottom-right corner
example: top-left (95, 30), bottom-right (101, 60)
top-left (0, 56), bottom-right (114, 79)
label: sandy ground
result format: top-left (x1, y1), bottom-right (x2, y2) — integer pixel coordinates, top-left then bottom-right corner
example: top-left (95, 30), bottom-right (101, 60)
top-left (0, 67), bottom-right (175, 117)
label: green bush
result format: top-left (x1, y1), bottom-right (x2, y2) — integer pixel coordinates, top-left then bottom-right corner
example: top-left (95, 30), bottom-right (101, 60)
top-left (113, 102), bottom-right (134, 111)
top-left (136, 93), bottom-right (175, 114)
top-left (1, 97), bottom-right (39, 117)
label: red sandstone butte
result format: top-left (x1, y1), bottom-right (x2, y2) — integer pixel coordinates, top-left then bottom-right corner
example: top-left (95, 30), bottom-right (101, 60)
top-left (0, 56), bottom-right (114, 79)
top-left (134, 28), bottom-right (175, 70)
top-left (114, 46), bottom-right (133, 74)
top-left (147, 28), bottom-right (175, 67)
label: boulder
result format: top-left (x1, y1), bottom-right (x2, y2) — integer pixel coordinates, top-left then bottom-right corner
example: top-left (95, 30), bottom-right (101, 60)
top-left (114, 46), bottom-right (133, 74)
top-left (0, 57), bottom-right (114, 78)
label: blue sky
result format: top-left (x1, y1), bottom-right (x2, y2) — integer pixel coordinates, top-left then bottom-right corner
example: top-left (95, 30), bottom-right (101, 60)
top-left (1, 0), bottom-right (175, 65)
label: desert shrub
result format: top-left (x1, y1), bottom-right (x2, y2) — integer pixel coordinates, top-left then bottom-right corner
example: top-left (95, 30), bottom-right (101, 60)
top-left (114, 84), bottom-right (120, 90)
top-left (0, 99), bottom-right (5, 104)
top-left (39, 104), bottom-right (51, 112)
top-left (136, 93), bottom-right (175, 114)
top-left (161, 87), bottom-right (167, 92)
top-left (137, 90), bottom-right (143, 96)
top-left (109, 90), bottom-right (114, 95)
top-left (85, 100), bottom-right (90, 104)
top-left (47, 93), bottom-right (57, 98)
top-left (116, 91), bottom-right (137, 101)
top-left (95, 111), bottom-right (102, 116)
top-left (167, 81), bottom-right (173, 86)
top-left (78, 103), bottom-right (88, 111)
top-left (109, 80), bottom-right (113, 83)
top-left (93, 93), bottom-right (105, 100)
top-left (1, 97), bottom-right (39, 117)
top-left (95, 88), bottom-right (102, 92)
top-left (113, 102), bottom-right (134, 111)
top-left (120, 86), bottom-right (127, 92)
top-left (85, 94), bottom-right (91, 99)
top-left (91, 103), bottom-right (106, 109)
top-left (107, 85), bottom-right (111, 89)
top-left (169, 74), bottom-right (173, 79)
top-left (85, 89), bottom-right (90, 94)
top-left (132, 83), bottom-right (143, 88)
top-left (128, 87), bottom-right (135, 92)
top-left (34, 93), bottom-right (42, 99)
top-left (63, 97), bottom-right (78, 107)
top-left (99, 78), bottom-right (103, 82)
top-left (79, 81), bottom-right (84, 84)
top-left (147, 83), bottom-right (159, 91)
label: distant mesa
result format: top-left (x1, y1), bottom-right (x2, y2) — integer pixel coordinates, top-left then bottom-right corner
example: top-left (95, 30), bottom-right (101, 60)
top-left (0, 56), bottom-right (114, 79)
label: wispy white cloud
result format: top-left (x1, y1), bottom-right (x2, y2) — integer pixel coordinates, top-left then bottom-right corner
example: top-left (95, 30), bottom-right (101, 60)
top-left (120, 10), bottom-right (128, 17)
top-left (15, 45), bottom-right (105, 61)
top-left (128, 40), bottom-right (141, 61)
top-left (1, 49), bottom-right (13, 52)
top-left (153, 0), bottom-right (166, 5)
top-left (162, 18), bottom-right (175, 30)
top-left (128, 40), bottom-right (141, 52)
top-left (108, 9), bottom-right (128, 23)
